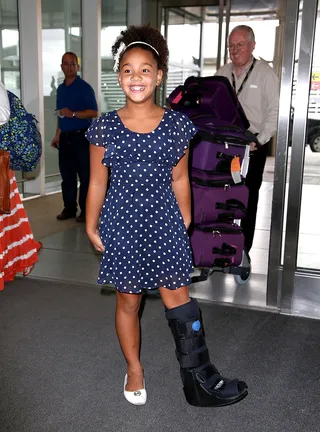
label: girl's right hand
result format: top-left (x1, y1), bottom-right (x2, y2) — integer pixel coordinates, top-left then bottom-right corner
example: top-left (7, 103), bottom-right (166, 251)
top-left (87, 229), bottom-right (105, 252)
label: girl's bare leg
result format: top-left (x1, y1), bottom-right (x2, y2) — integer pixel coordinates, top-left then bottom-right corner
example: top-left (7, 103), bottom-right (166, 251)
top-left (115, 291), bottom-right (144, 391)
top-left (159, 285), bottom-right (190, 309)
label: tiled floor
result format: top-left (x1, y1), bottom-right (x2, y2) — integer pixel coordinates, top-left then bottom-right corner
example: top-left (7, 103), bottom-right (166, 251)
top-left (31, 223), bottom-right (272, 311)
top-left (30, 182), bottom-right (273, 311)
top-left (28, 150), bottom-right (320, 318)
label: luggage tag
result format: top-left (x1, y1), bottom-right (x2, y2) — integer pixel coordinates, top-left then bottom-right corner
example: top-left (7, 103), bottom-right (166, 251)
top-left (171, 91), bottom-right (183, 104)
top-left (240, 145), bottom-right (250, 178)
top-left (231, 156), bottom-right (241, 184)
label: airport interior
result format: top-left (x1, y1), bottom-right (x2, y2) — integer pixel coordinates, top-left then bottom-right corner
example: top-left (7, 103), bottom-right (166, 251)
top-left (1, 1), bottom-right (320, 431)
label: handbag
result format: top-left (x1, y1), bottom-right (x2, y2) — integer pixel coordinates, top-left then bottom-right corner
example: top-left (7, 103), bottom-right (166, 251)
top-left (0, 150), bottom-right (11, 214)
top-left (0, 91), bottom-right (42, 172)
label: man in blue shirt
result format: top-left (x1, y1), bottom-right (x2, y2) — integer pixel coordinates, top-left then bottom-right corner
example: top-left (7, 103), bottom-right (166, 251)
top-left (51, 52), bottom-right (98, 222)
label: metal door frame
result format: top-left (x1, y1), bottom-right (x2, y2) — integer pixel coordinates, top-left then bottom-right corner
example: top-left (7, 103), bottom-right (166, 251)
top-left (266, 0), bottom-right (300, 307)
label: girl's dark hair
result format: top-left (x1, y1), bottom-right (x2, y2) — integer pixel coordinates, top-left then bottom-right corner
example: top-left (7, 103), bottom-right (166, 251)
top-left (112, 25), bottom-right (169, 79)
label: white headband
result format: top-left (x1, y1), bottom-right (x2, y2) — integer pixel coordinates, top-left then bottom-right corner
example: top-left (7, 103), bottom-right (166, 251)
top-left (113, 41), bottom-right (160, 72)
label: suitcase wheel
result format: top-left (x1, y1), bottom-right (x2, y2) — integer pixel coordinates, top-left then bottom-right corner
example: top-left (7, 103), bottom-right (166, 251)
top-left (234, 264), bottom-right (251, 285)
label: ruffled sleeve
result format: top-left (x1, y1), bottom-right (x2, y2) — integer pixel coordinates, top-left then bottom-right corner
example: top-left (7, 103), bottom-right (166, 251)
top-left (171, 112), bottom-right (197, 166)
top-left (85, 112), bottom-right (112, 147)
top-left (85, 112), bottom-right (116, 167)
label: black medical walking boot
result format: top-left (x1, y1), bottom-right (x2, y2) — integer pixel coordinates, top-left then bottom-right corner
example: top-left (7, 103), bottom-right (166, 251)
top-left (165, 298), bottom-right (248, 407)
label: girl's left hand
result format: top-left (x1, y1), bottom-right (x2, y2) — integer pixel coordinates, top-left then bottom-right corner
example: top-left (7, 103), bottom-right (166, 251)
top-left (87, 229), bottom-right (105, 252)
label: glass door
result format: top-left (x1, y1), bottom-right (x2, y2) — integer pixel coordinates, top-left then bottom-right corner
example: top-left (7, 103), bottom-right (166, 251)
top-left (268, 0), bottom-right (320, 319)
top-left (160, 3), bottom-right (283, 310)
top-left (284, 0), bottom-right (320, 318)
top-left (101, 0), bottom-right (127, 114)
top-left (42, 0), bottom-right (82, 194)
top-left (158, 0), bottom-right (320, 317)
top-left (160, 7), bottom-right (203, 106)
top-left (226, 12), bottom-right (280, 300)
top-left (296, 4), bottom-right (320, 272)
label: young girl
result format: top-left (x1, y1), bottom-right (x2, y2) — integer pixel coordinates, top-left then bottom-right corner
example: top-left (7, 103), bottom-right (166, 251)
top-left (85, 25), bottom-right (248, 407)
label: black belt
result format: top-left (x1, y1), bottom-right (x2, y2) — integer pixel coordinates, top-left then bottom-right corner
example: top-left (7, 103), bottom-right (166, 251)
top-left (60, 127), bottom-right (87, 136)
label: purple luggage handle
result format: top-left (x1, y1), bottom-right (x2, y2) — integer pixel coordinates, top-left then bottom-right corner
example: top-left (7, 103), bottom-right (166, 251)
top-left (195, 128), bottom-right (249, 148)
top-left (190, 115), bottom-right (261, 148)
top-left (190, 224), bottom-right (244, 267)
top-left (168, 76), bottom-right (250, 130)
top-left (191, 172), bottom-right (248, 224)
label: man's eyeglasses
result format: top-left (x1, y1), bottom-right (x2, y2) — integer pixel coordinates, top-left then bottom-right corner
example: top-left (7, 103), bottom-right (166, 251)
top-left (62, 62), bottom-right (78, 67)
top-left (228, 42), bottom-right (249, 52)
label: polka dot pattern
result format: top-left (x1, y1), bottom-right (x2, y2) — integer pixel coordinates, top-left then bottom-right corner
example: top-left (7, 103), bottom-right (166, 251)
top-left (85, 109), bottom-right (197, 293)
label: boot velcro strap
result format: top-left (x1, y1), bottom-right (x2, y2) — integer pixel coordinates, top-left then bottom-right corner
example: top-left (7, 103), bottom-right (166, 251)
top-left (198, 373), bottom-right (225, 391)
top-left (197, 373), bottom-right (241, 398)
top-left (178, 347), bottom-right (210, 369)
top-left (175, 334), bottom-right (206, 355)
top-left (170, 319), bottom-right (202, 338)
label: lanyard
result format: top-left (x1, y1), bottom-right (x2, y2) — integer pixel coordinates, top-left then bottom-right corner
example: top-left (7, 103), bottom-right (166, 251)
top-left (232, 58), bottom-right (256, 96)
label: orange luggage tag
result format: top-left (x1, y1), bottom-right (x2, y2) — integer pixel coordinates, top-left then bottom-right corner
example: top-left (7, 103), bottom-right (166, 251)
top-left (231, 156), bottom-right (241, 184)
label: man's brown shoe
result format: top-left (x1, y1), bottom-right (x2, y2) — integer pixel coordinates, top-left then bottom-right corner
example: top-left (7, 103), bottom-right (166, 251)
top-left (56, 211), bottom-right (77, 221)
top-left (76, 214), bottom-right (86, 223)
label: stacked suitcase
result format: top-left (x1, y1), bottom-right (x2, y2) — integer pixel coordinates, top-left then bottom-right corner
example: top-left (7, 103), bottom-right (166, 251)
top-left (169, 76), bottom-right (258, 284)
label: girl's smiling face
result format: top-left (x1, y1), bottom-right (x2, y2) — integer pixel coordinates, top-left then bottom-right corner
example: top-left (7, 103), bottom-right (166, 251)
top-left (118, 47), bottom-right (163, 104)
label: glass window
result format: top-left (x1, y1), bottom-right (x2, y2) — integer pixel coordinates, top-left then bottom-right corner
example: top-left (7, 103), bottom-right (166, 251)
top-left (296, 10), bottom-right (320, 271)
top-left (161, 8), bottom-right (201, 106)
top-left (0, 2), bottom-right (21, 187)
top-left (42, 0), bottom-right (82, 190)
top-left (101, 0), bottom-right (127, 113)
top-left (0, 4), bottom-right (20, 97)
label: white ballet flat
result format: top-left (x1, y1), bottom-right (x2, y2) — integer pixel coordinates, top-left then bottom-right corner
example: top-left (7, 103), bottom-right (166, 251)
top-left (123, 374), bottom-right (147, 406)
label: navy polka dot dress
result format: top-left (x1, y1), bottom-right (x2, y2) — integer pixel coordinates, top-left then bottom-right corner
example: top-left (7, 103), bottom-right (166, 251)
top-left (85, 109), bottom-right (197, 294)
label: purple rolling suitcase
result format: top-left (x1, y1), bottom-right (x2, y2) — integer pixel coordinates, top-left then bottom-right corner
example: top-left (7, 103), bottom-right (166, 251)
top-left (191, 169), bottom-right (248, 224)
top-left (190, 223), bottom-right (244, 268)
top-left (169, 76), bottom-right (252, 283)
top-left (190, 127), bottom-right (248, 173)
top-left (168, 76), bottom-right (257, 171)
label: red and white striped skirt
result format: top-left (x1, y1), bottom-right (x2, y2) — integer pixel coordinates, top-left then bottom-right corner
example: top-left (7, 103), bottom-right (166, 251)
top-left (0, 170), bottom-right (41, 290)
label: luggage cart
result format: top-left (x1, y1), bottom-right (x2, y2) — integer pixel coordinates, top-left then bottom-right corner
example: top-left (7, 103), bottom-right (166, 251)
top-left (169, 76), bottom-right (258, 285)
